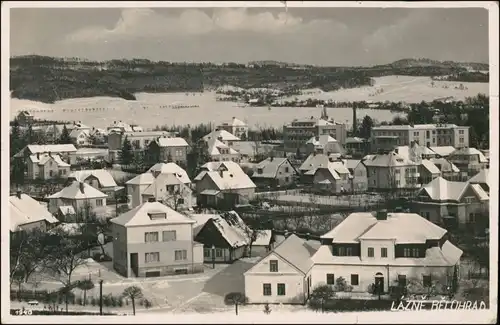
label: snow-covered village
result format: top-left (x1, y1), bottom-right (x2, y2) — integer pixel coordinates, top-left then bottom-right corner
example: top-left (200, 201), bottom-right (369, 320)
top-left (4, 2), bottom-right (496, 322)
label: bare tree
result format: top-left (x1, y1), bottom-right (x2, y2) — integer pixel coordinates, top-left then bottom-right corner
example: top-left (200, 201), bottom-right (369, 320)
top-left (122, 286), bottom-right (144, 316)
top-left (10, 229), bottom-right (50, 286)
top-left (224, 292), bottom-right (247, 315)
top-left (161, 184), bottom-right (189, 211)
top-left (46, 228), bottom-right (88, 313)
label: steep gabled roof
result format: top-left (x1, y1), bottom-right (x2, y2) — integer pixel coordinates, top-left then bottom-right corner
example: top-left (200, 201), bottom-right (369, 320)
top-left (47, 181), bottom-right (107, 200)
top-left (9, 194), bottom-right (59, 231)
top-left (253, 157), bottom-right (293, 179)
top-left (69, 169), bottom-right (117, 188)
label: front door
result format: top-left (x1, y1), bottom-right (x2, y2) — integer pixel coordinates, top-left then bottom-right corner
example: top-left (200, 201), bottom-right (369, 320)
top-left (130, 253), bottom-right (138, 277)
top-left (375, 275), bottom-right (384, 294)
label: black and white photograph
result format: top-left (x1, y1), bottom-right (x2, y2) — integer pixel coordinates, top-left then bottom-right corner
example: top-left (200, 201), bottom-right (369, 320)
top-left (1, 1), bottom-right (498, 323)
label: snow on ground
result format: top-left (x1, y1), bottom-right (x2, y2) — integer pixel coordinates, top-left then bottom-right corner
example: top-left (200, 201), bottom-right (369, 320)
top-left (281, 76), bottom-right (489, 103)
top-left (10, 92), bottom-right (398, 130)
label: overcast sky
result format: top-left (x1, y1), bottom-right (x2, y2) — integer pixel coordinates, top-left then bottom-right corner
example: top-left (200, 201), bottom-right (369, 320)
top-left (10, 7), bottom-right (489, 66)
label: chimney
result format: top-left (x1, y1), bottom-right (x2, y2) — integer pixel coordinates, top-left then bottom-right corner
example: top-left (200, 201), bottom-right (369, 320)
top-left (48, 151), bottom-right (52, 157)
top-left (37, 152), bottom-right (40, 159)
top-left (270, 156), bottom-right (274, 162)
top-left (328, 156), bottom-right (334, 162)
top-left (79, 182), bottom-right (85, 194)
top-left (375, 209), bottom-right (388, 221)
top-left (394, 148), bottom-right (399, 154)
top-left (315, 136), bottom-right (319, 141)
top-left (16, 190), bottom-right (22, 199)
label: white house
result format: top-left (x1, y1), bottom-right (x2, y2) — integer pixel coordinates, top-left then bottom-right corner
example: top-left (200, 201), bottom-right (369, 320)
top-left (203, 129), bottom-right (241, 146)
top-left (10, 192), bottom-right (59, 232)
top-left (206, 138), bottom-right (241, 163)
top-left (26, 153), bottom-right (71, 180)
top-left (310, 211), bottom-right (463, 295)
top-left (361, 151), bottom-right (420, 190)
top-left (47, 180), bottom-right (108, 215)
top-left (244, 234), bottom-right (319, 304)
top-left (126, 162), bottom-right (192, 209)
top-left (110, 200), bottom-right (204, 277)
top-left (70, 128), bottom-right (92, 146)
top-left (194, 161), bottom-right (256, 208)
top-left (68, 169), bottom-right (119, 196)
top-left (217, 117), bottom-right (249, 140)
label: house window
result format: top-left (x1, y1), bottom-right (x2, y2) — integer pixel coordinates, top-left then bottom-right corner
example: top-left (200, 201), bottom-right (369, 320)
top-left (145, 252), bottom-right (159, 263)
top-left (204, 249), bottom-right (210, 258)
top-left (49, 170), bottom-right (54, 177)
top-left (285, 167), bottom-right (289, 173)
top-left (367, 247), bottom-right (374, 257)
top-left (263, 284), bottom-right (272, 296)
top-left (162, 230), bottom-right (176, 242)
top-left (403, 248), bottom-right (411, 257)
top-left (145, 232), bottom-right (159, 242)
top-left (412, 248), bottom-right (420, 258)
top-left (216, 249), bottom-right (222, 257)
top-left (269, 260), bottom-right (278, 272)
top-left (381, 247), bottom-right (388, 258)
top-left (338, 247), bottom-right (345, 256)
top-left (257, 168), bottom-right (263, 174)
top-left (398, 274), bottom-right (407, 287)
top-left (277, 283), bottom-right (286, 296)
top-left (96, 199), bottom-right (103, 207)
top-left (326, 273), bottom-right (335, 285)
top-left (464, 196), bottom-right (475, 203)
top-left (350, 274), bottom-right (359, 286)
top-left (423, 275), bottom-right (432, 287)
top-left (346, 247), bottom-right (353, 256)
top-left (174, 250), bottom-right (188, 261)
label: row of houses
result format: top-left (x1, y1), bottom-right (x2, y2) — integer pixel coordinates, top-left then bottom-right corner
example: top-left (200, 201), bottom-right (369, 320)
top-left (244, 210), bottom-right (464, 304)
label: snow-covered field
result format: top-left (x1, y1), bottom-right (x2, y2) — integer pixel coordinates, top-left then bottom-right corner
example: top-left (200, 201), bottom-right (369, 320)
top-left (288, 75), bottom-right (489, 103)
top-left (9, 76), bottom-right (488, 130)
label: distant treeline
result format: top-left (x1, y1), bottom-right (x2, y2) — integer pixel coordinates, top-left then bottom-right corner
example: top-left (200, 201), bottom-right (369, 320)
top-left (10, 55), bottom-right (488, 103)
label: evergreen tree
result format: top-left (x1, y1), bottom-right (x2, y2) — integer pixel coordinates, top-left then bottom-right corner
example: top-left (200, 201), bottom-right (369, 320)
top-left (119, 136), bottom-right (133, 166)
top-left (58, 125), bottom-right (72, 144)
top-left (10, 119), bottom-right (24, 157)
top-left (25, 125), bottom-right (34, 144)
top-left (359, 115), bottom-right (374, 140)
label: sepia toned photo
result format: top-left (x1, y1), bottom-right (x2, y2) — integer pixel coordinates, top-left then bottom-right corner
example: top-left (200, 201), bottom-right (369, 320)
top-left (2, 1), bottom-right (498, 323)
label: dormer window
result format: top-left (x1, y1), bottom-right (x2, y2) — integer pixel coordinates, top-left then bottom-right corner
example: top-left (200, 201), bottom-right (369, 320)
top-left (148, 212), bottom-right (167, 220)
top-left (257, 168), bottom-right (263, 174)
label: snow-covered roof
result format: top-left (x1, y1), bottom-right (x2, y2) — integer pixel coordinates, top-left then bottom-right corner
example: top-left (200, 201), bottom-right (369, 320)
top-left (156, 137), bottom-right (189, 148)
top-left (449, 147), bottom-right (488, 163)
top-left (126, 172), bottom-right (155, 185)
top-left (321, 212), bottom-right (447, 244)
top-left (207, 138), bottom-right (240, 156)
top-left (420, 159), bottom-right (441, 174)
top-left (9, 193), bottom-right (59, 231)
top-left (148, 163), bottom-right (191, 184)
top-left (111, 201), bottom-right (195, 227)
top-left (69, 169), bottom-right (117, 188)
top-left (69, 128), bottom-right (90, 139)
top-left (429, 158), bottom-right (460, 173)
top-left (419, 176), bottom-right (489, 202)
top-left (142, 173), bottom-right (187, 196)
top-left (196, 162), bottom-right (256, 191)
top-left (47, 181), bottom-right (108, 200)
top-left (16, 144), bottom-right (77, 157)
top-left (361, 151), bottom-right (416, 167)
top-left (246, 234), bottom-right (318, 275)
top-left (219, 117), bottom-right (247, 127)
top-left (203, 129), bottom-right (240, 142)
top-left (253, 157), bottom-right (293, 179)
top-left (429, 146), bottom-right (456, 157)
top-left (29, 153), bottom-right (70, 167)
top-left (469, 169), bottom-right (490, 186)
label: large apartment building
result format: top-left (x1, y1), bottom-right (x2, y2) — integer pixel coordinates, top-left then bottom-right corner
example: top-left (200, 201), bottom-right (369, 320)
top-left (283, 108), bottom-right (347, 153)
top-left (107, 130), bottom-right (177, 162)
top-left (371, 124), bottom-right (470, 152)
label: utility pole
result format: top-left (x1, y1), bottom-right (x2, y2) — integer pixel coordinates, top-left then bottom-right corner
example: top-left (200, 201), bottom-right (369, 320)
top-left (99, 280), bottom-right (103, 315)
